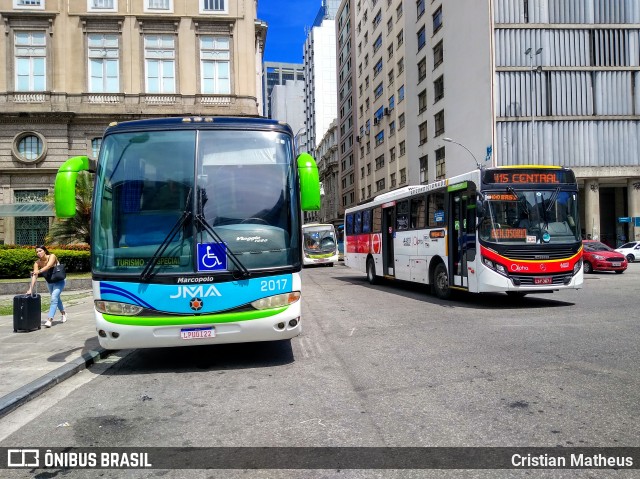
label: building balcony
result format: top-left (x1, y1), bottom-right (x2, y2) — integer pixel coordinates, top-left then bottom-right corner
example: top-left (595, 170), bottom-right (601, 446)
top-left (0, 92), bottom-right (255, 116)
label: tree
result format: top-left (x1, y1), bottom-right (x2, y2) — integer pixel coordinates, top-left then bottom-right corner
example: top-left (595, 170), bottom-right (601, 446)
top-left (46, 171), bottom-right (93, 245)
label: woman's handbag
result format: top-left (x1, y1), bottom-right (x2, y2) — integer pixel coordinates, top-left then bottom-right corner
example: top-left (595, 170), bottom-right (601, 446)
top-left (47, 263), bottom-right (67, 283)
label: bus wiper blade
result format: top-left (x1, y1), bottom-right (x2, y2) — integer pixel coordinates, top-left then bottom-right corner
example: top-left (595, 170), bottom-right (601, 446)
top-left (141, 189), bottom-right (193, 282)
top-left (194, 213), bottom-right (251, 279)
top-left (507, 186), bottom-right (528, 215)
top-left (546, 187), bottom-right (561, 212)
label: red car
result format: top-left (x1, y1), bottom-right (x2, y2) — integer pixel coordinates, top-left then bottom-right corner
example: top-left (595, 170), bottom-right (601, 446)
top-left (582, 240), bottom-right (628, 274)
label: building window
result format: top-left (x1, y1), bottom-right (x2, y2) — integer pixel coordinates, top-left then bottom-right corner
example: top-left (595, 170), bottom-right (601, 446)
top-left (373, 9), bottom-right (382, 29)
top-left (390, 172), bottom-right (396, 187)
top-left (376, 178), bottom-right (385, 191)
top-left (434, 110), bottom-right (445, 136)
top-left (399, 140), bottom-right (406, 156)
top-left (91, 137), bottom-right (102, 158)
top-left (375, 131), bottom-right (384, 146)
top-left (374, 58), bottom-right (383, 77)
top-left (419, 121), bottom-right (428, 145)
top-left (417, 0), bottom-right (425, 19)
top-left (417, 26), bottom-right (426, 50)
top-left (15, 31), bottom-right (46, 91)
top-left (367, 185), bottom-right (372, 198)
top-left (388, 69), bottom-right (394, 85)
top-left (400, 168), bottom-right (406, 184)
top-left (361, 166), bottom-right (365, 178)
top-left (88, 0), bottom-right (117, 11)
top-left (418, 89), bottom-right (427, 113)
top-left (389, 120), bottom-right (396, 136)
top-left (12, 132), bottom-right (46, 163)
top-left (15, 0), bottom-right (44, 9)
top-left (367, 163), bottom-right (371, 175)
top-left (435, 147), bottom-right (446, 179)
top-left (418, 58), bottom-right (426, 82)
top-left (396, 3), bottom-right (403, 19)
top-left (146, 0), bottom-right (172, 12)
top-left (373, 34), bottom-right (383, 53)
top-left (399, 113), bottom-right (405, 129)
top-left (433, 40), bottom-right (443, 68)
top-left (387, 44), bottom-right (394, 60)
top-left (434, 75), bottom-right (444, 102)
top-left (398, 85), bottom-right (405, 102)
top-left (433, 6), bottom-right (443, 33)
top-left (419, 156), bottom-right (428, 184)
top-left (374, 82), bottom-right (383, 99)
top-left (144, 35), bottom-right (176, 93)
top-left (15, 190), bottom-right (49, 246)
top-left (88, 34), bottom-right (119, 93)
top-left (375, 154), bottom-right (385, 170)
top-left (200, 0), bottom-right (227, 14)
top-left (387, 18), bottom-right (393, 34)
top-left (389, 94), bottom-right (395, 110)
top-left (200, 36), bottom-right (230, 94)
top-left (389, 146), bottom-right (396, 162)
top-left (397, 29), bottom-right (404, 47)
top-left (397, 57), bottom-right (404, 74)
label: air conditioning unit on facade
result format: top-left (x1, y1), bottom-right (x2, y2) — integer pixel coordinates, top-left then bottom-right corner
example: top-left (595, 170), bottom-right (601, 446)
top-left (373, 118), bottom-right (380, 125)
top-left (384, 108), bottom-right (390, 115)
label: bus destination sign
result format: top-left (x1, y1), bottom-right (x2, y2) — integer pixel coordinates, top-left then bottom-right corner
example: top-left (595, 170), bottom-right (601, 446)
top-left (484, 169), bottom-right (575, 185)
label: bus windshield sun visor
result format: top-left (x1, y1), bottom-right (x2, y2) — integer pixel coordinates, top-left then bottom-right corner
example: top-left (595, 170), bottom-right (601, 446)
top-left (140, 188), bottom-right (193, 282)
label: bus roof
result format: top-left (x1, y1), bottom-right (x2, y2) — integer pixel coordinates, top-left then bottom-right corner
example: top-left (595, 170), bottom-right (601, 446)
top-left (104, 116), bottom-right (293, 136)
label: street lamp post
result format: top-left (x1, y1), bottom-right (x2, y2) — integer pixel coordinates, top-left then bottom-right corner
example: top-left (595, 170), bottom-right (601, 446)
top-left (443, 137), bottom-right (481, 170)
top-left (525, 47), bottom-right (543, 163)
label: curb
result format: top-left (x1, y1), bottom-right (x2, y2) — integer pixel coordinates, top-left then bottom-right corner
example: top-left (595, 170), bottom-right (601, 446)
top-left (0, 347), bottom-right (111, 419)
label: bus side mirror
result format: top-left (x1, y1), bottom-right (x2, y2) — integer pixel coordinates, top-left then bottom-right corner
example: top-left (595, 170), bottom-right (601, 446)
top-left (297, 152), bottom-right (320, 211)
top-left (55, 156), bottom-right (91, 218)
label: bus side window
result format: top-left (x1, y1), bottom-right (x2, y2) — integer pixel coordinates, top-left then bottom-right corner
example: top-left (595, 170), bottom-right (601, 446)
top-left (372, 206), bottom-right (382, 233)
top-left (428, 191), bottom-right (445, 227)
top-left (411, 196), bottom-right (426, 229)
top-left (355, 212), bottom-right (362, 234)
top-left (362, 209), bottom-right (372, 233)
top-left (346, 214), bottom-right (354, 235)
top-left (396, 200), bottom-right (409, 231)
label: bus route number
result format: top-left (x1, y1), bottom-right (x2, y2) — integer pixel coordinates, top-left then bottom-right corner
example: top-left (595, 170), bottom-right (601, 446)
top-left (261, 279), bottom-right (288, 292)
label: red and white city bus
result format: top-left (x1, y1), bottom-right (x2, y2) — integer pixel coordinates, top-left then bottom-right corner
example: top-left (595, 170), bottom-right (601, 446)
top-left (344, 166), bottom-right (583, 299)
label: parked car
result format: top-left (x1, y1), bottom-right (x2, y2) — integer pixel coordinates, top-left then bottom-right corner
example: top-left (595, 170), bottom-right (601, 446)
top-left (582, 240), bottom-right (627, 274)
top-left (615, 241), bottom-right (640, 263)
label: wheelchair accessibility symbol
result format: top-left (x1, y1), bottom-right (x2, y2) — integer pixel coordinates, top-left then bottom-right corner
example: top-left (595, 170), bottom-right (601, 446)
top-left (197, 243), bottom-right (227, 271)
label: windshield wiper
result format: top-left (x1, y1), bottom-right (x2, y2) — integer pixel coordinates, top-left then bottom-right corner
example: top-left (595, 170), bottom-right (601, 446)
top-left (507, 186), bottom-right (529, 215)
top-left (141, 188), bottom-right (193, 282)
top-left (546, 187), bottom-right (561, 212)
top-left (195, 188), bottom-right (250, 279)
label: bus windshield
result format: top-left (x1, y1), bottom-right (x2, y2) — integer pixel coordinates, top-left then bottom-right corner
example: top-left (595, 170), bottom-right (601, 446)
top-left (92, 129), bottom-right (299, 275)
top-left (303, 225), bottom-right (337, 255)
top-left (479, 189), bottom-right (580, 245)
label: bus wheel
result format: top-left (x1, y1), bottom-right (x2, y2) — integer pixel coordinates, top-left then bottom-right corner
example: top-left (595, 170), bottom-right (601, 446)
top-left (366, 258), bottom-right (377, 285)
top-left (433, 263), bottom-right (451, 300)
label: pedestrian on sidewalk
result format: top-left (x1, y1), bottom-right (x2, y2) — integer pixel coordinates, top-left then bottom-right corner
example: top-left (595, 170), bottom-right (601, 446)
top-left (26, 245), bottom-right (68, 328)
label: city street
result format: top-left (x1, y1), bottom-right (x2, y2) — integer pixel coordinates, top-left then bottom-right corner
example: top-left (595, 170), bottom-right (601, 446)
top-left (1, 263), bottom-right (639, 478)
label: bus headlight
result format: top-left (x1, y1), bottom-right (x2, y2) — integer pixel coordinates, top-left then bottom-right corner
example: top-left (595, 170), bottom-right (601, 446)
top-left (483, 256), bottom-right (508, 276)
top-left (573, 258), bottom-right (583, 275)
top-left (251, 292), bottom-right (301, 310)
top-left (95, 300), bottom-right (143, 316)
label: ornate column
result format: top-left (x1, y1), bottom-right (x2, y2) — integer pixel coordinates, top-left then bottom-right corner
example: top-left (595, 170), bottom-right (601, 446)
top-left (628, 178), bottom-right (640, 241)
top-left (584, 179), bottom-right (600, 240)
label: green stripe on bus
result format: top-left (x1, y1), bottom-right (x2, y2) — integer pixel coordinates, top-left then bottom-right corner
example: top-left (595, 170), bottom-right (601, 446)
top-left (447, 182), bottom-right (468, 192)
top-left (103, 307), bottom-right (288, 327)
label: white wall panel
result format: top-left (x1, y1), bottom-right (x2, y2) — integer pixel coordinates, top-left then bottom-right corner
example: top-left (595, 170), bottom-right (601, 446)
top-left (497, 121), bottom-right (640, 167)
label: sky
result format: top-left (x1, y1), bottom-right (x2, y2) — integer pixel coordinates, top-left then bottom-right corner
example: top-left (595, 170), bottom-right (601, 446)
top-left (258, 0), bottom-right (321, 64)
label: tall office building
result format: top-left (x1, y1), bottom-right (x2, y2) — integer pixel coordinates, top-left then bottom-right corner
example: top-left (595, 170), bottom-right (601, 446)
top-left (342, 0), bottom-right (640, 245)
top-left (0, 0), bottom-right (266, 245)
top-left (262, 62), bottom-right (305, 118)
top-left (303, 0), bottom-right (339, 154)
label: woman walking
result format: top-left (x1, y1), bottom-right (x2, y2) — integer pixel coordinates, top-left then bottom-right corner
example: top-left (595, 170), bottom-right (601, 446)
top-left (27, 245), bottom-right (68, 328)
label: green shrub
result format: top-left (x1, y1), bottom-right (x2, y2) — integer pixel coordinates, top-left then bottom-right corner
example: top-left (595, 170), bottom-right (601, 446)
top-left (0, 248), bottom-right (90, 279)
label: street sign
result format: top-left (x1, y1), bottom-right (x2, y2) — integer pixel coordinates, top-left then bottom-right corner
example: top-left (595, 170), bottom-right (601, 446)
top-left (635, 217), bottom-right (640, 227)
top-left (618, 217), bottom-right (631, 223)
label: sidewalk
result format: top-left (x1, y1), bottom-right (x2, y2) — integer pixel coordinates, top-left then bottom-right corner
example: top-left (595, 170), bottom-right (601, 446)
top-left (0, 282), bottom-right (110, 418)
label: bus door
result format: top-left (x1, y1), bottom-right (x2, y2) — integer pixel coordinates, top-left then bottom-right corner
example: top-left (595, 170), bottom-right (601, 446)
top-left (447, 183), bottom-right (472, 290)
top-left (382, 205), bottom-right (395, 277)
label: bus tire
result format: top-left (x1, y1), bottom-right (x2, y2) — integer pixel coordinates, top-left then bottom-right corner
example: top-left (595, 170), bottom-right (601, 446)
top-left (366, 258), bottom-right (377, 285)
top-left (433, 263), bottom-right (451, 300)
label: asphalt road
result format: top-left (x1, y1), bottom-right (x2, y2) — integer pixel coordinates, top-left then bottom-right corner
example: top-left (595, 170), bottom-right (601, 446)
top-left (1, 263), bottom-right (639, 478)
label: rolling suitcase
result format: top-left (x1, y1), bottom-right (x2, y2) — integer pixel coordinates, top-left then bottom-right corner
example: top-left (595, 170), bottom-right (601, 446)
top-left (13, 285), bottom-right (42, 332)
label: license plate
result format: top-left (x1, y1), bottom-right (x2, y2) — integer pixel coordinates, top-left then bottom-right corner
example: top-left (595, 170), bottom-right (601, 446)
top-left (180, 327), bottom-right (214, 340)
top-left (534, 277), bottom-right (552, 285)
top-left (611, 262), bottom-right (621, 267)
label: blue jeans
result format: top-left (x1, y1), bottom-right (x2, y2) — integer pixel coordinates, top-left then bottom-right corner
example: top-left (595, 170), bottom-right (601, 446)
top-left (46, 279), bottom-right (66, 319)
